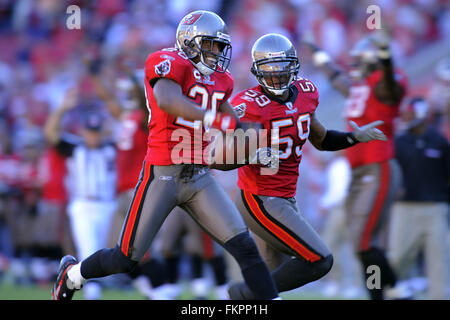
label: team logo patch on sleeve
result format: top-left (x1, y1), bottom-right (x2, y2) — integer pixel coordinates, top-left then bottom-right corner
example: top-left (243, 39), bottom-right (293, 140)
top-left (155, 59), bottom-right (171, 77)
top-left (234, 103), bottom-right (247, 118)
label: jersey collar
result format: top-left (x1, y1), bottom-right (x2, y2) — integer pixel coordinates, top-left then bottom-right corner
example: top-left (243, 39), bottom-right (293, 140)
top-left (262, 84), bottom-right (298, 106)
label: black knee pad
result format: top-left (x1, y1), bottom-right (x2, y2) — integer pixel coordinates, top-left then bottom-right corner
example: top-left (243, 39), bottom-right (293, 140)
top-left (223, 232), bottom-right (262, 270)
top-left (358, 247), bottom-right (388, 272)
top-left (358, 247), bottom-right (396, 286)
top-left (292, 254), bottom-right (333, 281)
top-left (271, 254), bottom-right (333, 292)
top-left (317, 254), bottom-right (334, 275)
top-left (316, 254), bottom-right (333, 277)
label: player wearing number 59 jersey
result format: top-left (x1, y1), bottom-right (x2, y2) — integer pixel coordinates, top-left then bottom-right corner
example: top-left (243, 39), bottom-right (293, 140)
top-left (210, 34), bottom-right (388, 299)
top-left (232, 80), bottom-right (318, 199)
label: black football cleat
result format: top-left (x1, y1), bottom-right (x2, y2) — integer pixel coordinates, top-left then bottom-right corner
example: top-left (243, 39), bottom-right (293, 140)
top-left (51, 255), bottom-right (79, 300)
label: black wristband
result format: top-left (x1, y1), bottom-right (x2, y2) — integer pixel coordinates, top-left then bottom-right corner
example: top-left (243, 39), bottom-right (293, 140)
top-left (321, 130), bottom-right (358, 151)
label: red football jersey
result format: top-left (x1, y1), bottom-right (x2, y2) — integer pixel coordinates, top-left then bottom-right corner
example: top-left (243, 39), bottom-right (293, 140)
top-left (233, 78), bottom-right (319, 198)
top-left (38, 148), bottom-right (67, 202)
top-left (343, 69), bottom-right (408, 168)
top-left (143, 47), bottom-right (234, 165)
top-left (116, 109), bottom-right (148, 193)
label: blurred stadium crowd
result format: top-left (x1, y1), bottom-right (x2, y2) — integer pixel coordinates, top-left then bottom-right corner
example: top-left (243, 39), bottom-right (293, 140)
top-left (0, 0), bottom-right (449, 299)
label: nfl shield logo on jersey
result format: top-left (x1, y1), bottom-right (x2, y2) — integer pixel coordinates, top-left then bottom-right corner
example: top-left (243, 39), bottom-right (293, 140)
top-left (155, 59), bottom-right (171, 77)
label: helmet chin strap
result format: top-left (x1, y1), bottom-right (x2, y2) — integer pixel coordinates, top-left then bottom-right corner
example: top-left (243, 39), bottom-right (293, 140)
top-left (187, 55), bottom-right (214, 76)
top-left (267, 87), bottom-right (288, 96)
top-left (261, 75), bottom-right (293, 96)
top-left (195, 60), bottom-right (214, 76)
top-left (189, 51), bottom-right (215, 76)
top-left (195, 62), bottom-right (214, 76)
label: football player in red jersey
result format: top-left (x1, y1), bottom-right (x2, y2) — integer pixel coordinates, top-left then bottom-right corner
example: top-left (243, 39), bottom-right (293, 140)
top-left (209, 33), bottom-right (388, 299)
top-left (52, 10), bottom-right (280, 300)
top-left (304, 31), bottom-right (408, 299)
top-left (85, 59), bottom-right (175, 299)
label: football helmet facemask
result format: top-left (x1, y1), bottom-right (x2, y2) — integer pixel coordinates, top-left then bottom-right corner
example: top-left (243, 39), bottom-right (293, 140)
top-left (176, 10), bottom-right (232, 76)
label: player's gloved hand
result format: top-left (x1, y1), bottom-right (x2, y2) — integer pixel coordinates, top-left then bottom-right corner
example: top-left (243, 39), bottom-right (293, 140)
top-left (203, 110), bottom-right (238, 132)
top-left (301, 30), bottom-right (320, 53)
top-left (349, 120), bottom-right (387, 143)
top-left (60, 87), bottom-right (79, 112)
top-left (302, 40), bottom-right (320, 54)
top-left (301, 36), bottom-right (331, 67)
top-left (250, 147), bottom-right (281, 169)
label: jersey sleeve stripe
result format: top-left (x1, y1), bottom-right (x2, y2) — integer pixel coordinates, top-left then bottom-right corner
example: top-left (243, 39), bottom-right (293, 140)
top-left (241, 190), bottom-right (322, 262)
top-left (120, 161), bottom-right (154, 257)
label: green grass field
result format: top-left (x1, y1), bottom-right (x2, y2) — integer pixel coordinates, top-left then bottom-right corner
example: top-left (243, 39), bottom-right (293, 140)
top-left (0, 283), bottom-right (142, 300)
top-left (0, 281), bottom-right (362, 300)
top-left (0, 279), bottom-right (208, 300)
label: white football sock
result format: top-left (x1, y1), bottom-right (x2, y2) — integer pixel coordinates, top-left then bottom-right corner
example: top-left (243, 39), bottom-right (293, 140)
top-left (67, 262), bottom-right (85, 289)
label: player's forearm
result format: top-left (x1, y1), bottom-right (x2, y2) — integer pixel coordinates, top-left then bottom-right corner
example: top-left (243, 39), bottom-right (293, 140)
top-left (328, 71), bottom-right (351, 97)
top-left (44, 108), bottom-right (66, 145)
top-left (312, 52), bottom-right (350, 97)
top-left (379, 51), bottom-right (395, 86)
top-left (91, 76), bottom-right (123, 119)
top-left (128, 74), bottom-right (147, 115)
top-left (374, 51), bottom-right (403, 104)
top-left (219, 100), bottom-right (239, 120)
top-left (314, 119), bottom-right (387, 150)
top-left (153, 79), bottom-right (205, 121)
top-left (309, 114), bottom-right (358, 151)
top-left (318, 130), bottom-right (359, 151)
top-left (158, 94), bottom-right (206, 121)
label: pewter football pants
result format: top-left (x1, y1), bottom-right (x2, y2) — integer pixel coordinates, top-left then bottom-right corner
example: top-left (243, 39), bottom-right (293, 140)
top-left (118, 162), bottom-right (247, 261)
top-left (235, 189), bottom-right (331, 270)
